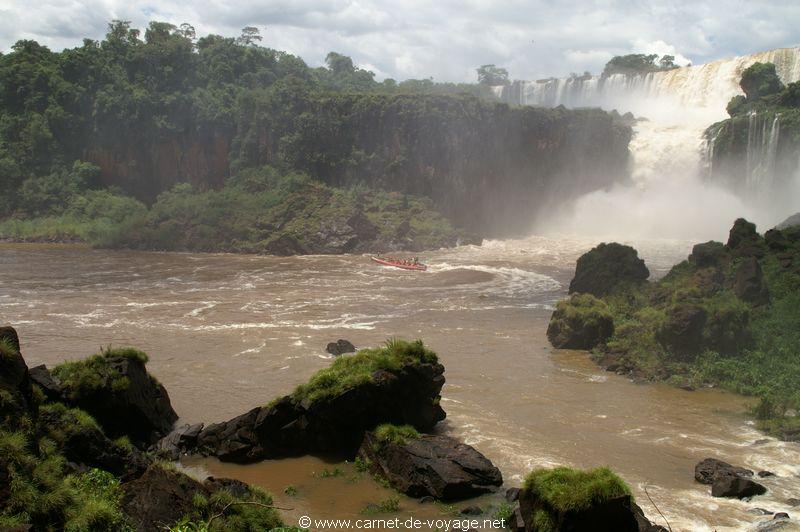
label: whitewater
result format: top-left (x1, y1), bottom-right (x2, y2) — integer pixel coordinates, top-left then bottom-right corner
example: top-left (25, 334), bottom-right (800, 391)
top-left (496, 46), bottom-right (800, 239)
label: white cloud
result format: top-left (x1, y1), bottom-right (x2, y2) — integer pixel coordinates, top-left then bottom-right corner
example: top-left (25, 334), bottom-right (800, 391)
top-left (0, 0), bottom-right (798, 82)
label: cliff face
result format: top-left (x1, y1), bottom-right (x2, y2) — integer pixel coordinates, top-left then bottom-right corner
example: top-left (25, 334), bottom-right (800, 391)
top-left (235, 94), bottom-right (631, 235)
top-left (98, 94), bottom-right (630, 236)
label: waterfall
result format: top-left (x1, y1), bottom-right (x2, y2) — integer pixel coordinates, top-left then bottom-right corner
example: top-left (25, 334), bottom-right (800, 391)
top-left (504, 46), bottom-right (800, 238)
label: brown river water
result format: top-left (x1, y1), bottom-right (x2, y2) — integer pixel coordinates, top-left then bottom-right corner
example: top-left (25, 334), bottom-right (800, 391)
top-left (1, 238), bottom-right (799, 531)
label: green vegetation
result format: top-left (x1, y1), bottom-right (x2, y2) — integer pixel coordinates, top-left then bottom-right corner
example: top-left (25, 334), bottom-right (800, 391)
top-left (523, 466), bottom-right (631, 531)
top-left (559, 221), bottom-right (800, 439)
top-left (602, 53), bottom-right (678, 77)
top-left (282, 485), bottom-right (298, 496)
top-left (51, 346), bottom-right (149, 401)
top-left (289, 339), bottom-right (438, 405)
top-left (373, 423), bottom-right (421, 446)
top-left (0, 337), bottom-right (19, 358)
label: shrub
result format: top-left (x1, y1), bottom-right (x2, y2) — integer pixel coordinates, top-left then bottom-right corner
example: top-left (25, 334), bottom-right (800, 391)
top-left (51, 346), bottom-right (150, 400)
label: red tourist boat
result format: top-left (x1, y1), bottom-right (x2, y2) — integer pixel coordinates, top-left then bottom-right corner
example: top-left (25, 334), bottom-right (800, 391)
top-left (370, 256), bottom-right (428, 271)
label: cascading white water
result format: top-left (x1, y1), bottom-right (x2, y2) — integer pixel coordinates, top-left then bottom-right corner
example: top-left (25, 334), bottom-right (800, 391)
top-left (501, 47), bottom-right (800, 239)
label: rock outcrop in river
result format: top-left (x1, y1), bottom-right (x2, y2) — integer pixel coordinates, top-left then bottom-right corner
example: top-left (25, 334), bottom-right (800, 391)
top-left (357, 425), bottom-right (503, 501)
top-left (194, 339), bottom-right (446, 462)
top-left (547, 218), bottom-right (800, 440)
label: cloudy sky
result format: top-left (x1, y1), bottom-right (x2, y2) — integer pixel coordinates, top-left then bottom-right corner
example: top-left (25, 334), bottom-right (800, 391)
top-left (0, 0), bottom-right (798, 82)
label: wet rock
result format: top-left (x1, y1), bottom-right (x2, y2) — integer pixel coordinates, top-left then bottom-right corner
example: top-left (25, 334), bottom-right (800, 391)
top-left (419, 496), bottom-right (435, 504)
top-left (547, 293), bottom-right (614, 349)
top-left (121, 465), bottom-right (207, 531)
top-left (152, 423), bottom-right (204, 460)
top-left (196, 358), bottom-right (446, 462)
top-left (0, 326), bottom-right (35, 427)
top-left (695, 458), bottom-right (754, 485)
top-left (357, 431), bottom-right (502, 501)
top-left (758, 471), bottom-right (776, 478)
top-left (689, 241), bottom-right (728, 268)
top-left (734, 257), bottom-right (770, 306)
top-left (326, 339), bottom-right (356, 356)
top-left (28, 364), bottom-right (61, 401)
top-left (774, 513), bottom-right (790, 520)
top-left (632, 502), bottom-right (669, 531)
top-left (461, 506), bottom-right (483, 515)
top-left (568, 242), bottom-right (649, 297)
top-left (506, 487), bottom-right (520, 503)
top-left (263, 234), bottom-right (309, 256)
top-left (519, 491), bottom-right (640, 532)
top-left (749, 508), bottom-right (775, 515)
top-left (786, 498), bottom-right (800, 507)
top-left (58, 354), bottom-right (178, 447)
top-left (711, 474), bottom-right (767, 498)
top-left (656, 303), bottom-right (708, 359)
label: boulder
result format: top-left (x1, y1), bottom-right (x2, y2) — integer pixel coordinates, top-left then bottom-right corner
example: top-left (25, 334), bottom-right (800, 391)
top-left (196, 355), bottom-right (446, 462)
top-left (733, 257), bottom-right (770, 305)
top-left (728, 218), bottom-right (760, 249)
top-left (0, 325), bottom-right (35, 424)
top-left (727, 218), bottom-right (766, 258)
top-left (712, 474), bottom-right (767, 498)
top-left (758, 471), bottom-right (776, 478)
top-left (357, 431), bottom-right (502, 501)
top-left (326, 339), bottom-right (356, 356)
top-left (55, 354), bottom-right (178, 446)
top-left (547, 293), bottom-right (614, 349)
top-left (151, 423), bottom-right (204, 460)
top-left (656, 303), bottom-right (707, 359)
top-left (28, 365), bottom-right (62, 401)
top-left (633, 502), bottom-right (669, 532)
top-left (569, 243), bottom-right (650, 297)
top-left (689, 241), bottom-right (728, 268)
top-left (121, 466), bottom-right (208, 531)
top-left (519, 491), bottom-right (639, 532)
top-left (694, 458), bottom-right (753, 484)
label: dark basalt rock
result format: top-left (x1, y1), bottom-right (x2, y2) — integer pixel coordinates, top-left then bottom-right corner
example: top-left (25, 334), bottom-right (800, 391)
top-left (656, 303), bottom-right (707, 359)
top-left (758, 470), bottom-right (776, 478)
top-left (765, 229), bottom-right (792, 251)
top-left (518, 490), bottom-right (640, 532)
top-left (59, 355), bottom-right (178, 447)
top-left (461, 506), bottom-right (483, 515)
top-left (694, 458), bottom-right (754, 485)
top-left (711, 474), bottom-right (767, 498)
top-left (151, 423), bottom-right (204, 460)
top-left (506, 487), bottom-right (521, 503)
top-left (0, 326), bottom-right (35, 421)
top-left (633, 502), bottom-right (669, 531)
top-left (733, 257), bottom-right (770, 306)
top-left (568, 243), bottom-right (649, 297)
top-left (326, 339), bottom-right (356, 356)
top-left (37, 406), bottom-right (147, 481)
top-left (689, 241), bottom-right (728, 268)
top-left (121, 466), bottom-right (208, 532)
top-left (357, 432), bottom-right (502, 501)
top-left (728, 218), bottom-right (759, 249)
top-left (28, 365), bottom-right (62, 401)
top-left (196, 360), bottom-right (446, 462)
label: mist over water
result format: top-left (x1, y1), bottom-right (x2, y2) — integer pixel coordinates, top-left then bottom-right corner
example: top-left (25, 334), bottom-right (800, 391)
top-left (510, 47), bottom-right (800, 240)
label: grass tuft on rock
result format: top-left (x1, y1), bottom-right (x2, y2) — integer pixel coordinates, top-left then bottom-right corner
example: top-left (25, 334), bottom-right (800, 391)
top-left (523, 466), bottom-right (631, 512)
top-left (373, 423), bottom-right (420, 446)
top-left (0, 337), bottom-right (19, 358)
top-left (51, 346), bottom-right (150, 401)
top-left (290, 339), bottom-right (437, 405)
